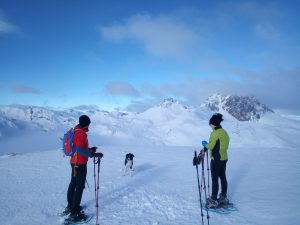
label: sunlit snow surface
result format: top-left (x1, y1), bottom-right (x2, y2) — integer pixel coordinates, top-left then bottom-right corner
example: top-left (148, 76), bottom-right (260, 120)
top-left (0, 145), bottom-right (299, 225)
top-left (1, 107), bottom-right (300, 224)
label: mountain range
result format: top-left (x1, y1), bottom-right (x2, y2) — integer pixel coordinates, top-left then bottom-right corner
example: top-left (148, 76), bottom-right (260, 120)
top-left (0, 94), bottom-right (299, 154)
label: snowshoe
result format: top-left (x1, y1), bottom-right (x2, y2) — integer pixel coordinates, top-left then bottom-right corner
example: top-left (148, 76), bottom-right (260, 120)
top-left (60, 205), bottom-right (85, 217)
top-left (204, 201), bottom-right (238, 214)
top-left (70, 211), bottom-right (87, 221)
top-left (63, 211), bottom-right (93, 225)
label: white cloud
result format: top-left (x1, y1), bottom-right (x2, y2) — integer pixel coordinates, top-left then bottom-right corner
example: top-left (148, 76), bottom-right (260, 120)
top-left (0, 20), bottom-right (17, 33)
top-left (105, 81), bottom-right (140, 97)
top-left (123, 67), bottom-right (300, 111)
top-left (98, 3), bottom-right (299, 110)
top-left (0, 11), bottom-right (18, 34)
top-left (11, 84), bottom-right (43, 94)
top-left (99, 14), bottom-right (201, 59)
top-left (125, 98), bottom-right (158, 112)
top-left (217, 1), bottom-right (282, 23)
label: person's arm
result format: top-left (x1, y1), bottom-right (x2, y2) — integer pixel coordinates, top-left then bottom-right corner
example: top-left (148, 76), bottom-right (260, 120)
top-left (74, 131), bottom-right (92, 157)
top-left (205, 131), bottom-right (218, 150)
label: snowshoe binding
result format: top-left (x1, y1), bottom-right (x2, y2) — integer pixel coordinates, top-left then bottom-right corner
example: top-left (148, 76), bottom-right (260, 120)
top-left (62, 205), bottom-right (72, 216)
top-left (60, 205), bottom-right (85, 217)
top-left (205, 197), bottom-right (219, 209)
top-left (218, 195), bottom-right (229, 205)
top-left (204, 196), bottom-right (238, 214)
top-left (63, 211), bottom-right (92, 225)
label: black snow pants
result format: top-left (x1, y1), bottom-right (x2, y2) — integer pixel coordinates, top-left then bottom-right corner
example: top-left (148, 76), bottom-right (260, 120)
top-left (67, 164), bottom-right (87, 214)
top-left (210, 159), bottom-right (227, 199)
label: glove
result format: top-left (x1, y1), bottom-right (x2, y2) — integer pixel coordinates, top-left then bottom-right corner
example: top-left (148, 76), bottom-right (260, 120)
top-left (193, 156), bottom-right (200, 166)
top-left (92, 152), bottom-right (103, 158)
top-left (193, 150), bottom-right (204, 166)
top-left (89, 146), bottom-right (97, 153)
top-left (202, 140), bottom-right (208, 147)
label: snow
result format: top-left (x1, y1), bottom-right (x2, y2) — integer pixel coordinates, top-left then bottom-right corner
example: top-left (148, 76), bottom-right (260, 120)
top-left (0, 144), bottom-right (300, 225)
top-left (1, 101), bottom-right (300, 149)
top-left (1, 104), bottom-right (300, 224)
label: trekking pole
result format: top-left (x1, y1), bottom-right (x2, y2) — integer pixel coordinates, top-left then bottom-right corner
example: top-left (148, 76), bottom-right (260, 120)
top-left (205, 150), bottom-right (210, 197)
top-left (93, 156), bottom-right (97, 206)
top-left (95, 156), bottom-right (101, 225)
top-left (193, 150), bottom-right (204, 225)
top-left (201, 150), bottom-right (210, 225)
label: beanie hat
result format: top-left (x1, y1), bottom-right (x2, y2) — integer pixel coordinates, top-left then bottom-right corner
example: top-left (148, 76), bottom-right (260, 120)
top-left (79, 115), bottom-right (91, 128)
top-left (209, 113), bottom-right (223, 126)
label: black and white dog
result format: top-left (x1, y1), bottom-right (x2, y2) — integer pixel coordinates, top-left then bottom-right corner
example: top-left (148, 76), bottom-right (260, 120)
top-left (123, 153), bottom-right (135, 176)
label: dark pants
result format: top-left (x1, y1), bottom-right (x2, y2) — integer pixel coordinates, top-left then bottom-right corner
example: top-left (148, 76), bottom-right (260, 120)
top-left (210, 160), bottom-right (227, 199)
top-left (67, 164), bottom-right (87, 214)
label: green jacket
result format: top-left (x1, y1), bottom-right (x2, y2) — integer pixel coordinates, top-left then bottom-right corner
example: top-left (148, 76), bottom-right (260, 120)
top-left (206, 126), bottom-right (230, 161)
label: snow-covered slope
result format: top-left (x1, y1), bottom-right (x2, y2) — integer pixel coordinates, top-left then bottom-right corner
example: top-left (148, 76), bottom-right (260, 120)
top-left (0, 145), bottom-right (299, 225)
top-left (0, 95), bottom-right (299, 155)
top-left (0, 96), bottom-right (300, 225)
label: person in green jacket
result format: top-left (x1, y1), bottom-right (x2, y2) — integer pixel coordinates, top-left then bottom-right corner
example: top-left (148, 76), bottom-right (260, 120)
top-left (202, 113), bottom-right (230, 208)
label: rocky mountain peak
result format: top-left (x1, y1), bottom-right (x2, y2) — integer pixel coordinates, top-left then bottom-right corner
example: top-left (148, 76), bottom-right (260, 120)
top-left (159, 98), bottom-right (189, 110)
top-left (160, 98), bottom-right (179, 107)
top-left (204, 94), bottom-right (273, 121)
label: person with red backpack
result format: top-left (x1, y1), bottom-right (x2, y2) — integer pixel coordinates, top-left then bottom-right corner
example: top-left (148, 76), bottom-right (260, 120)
top-left (64, 115), bottom-right (103, 221)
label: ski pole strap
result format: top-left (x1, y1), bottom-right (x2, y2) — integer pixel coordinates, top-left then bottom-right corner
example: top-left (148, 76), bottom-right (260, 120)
top-left (85, 179), bottom-right (90, 188)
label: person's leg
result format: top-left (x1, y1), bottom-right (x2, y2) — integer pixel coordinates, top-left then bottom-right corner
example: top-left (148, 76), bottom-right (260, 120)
top-left (67, 164), bottom-right (76, 206)
top-left (219, 160), bottom-right (228, 197)
top-left (71, 164), bottom-right (87, 214)
top-left (210, 160), bottom-right (220, 200)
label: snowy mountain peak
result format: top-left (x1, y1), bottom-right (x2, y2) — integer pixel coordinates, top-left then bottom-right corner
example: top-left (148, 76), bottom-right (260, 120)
top-left (159, 98), bottom-right (188, 110)
top-left (160, 98), bottom-right (179, 107)
top-left (204, 94), bottom-right (274, 121)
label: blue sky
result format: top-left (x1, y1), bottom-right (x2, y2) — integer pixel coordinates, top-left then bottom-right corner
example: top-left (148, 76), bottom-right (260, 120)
top-left (1, 0), bottom-right (299, 111)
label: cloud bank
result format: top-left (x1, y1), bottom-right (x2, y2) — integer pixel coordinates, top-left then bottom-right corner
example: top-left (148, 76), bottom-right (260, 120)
top-left (122, 67), bottom-right (300, 112)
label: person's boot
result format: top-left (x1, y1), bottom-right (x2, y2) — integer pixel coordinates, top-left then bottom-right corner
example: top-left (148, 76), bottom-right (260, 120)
top-left (206, 196), bottom-right (218, 209)
top-left (69, 211), bottom-right (87, 222)
top-left (218, 194), bottom-right (229, 205)
top-left (62, 204), bottom-right (72, 216)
